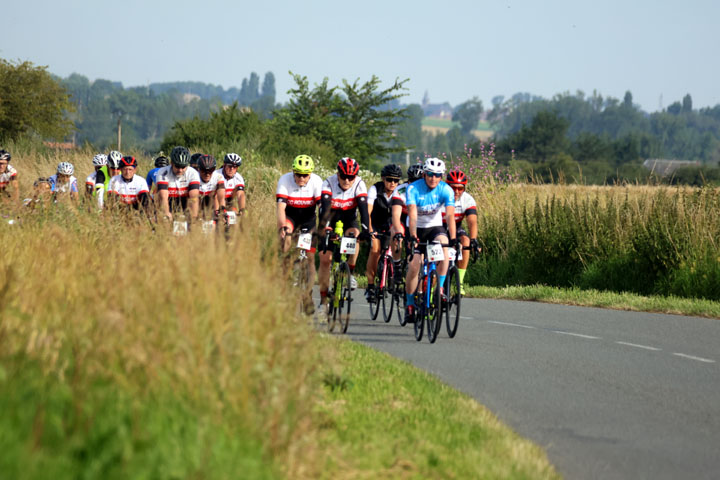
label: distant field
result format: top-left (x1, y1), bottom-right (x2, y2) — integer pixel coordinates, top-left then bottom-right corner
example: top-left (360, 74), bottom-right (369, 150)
top-left (421, 117), bottom-right (494, 141)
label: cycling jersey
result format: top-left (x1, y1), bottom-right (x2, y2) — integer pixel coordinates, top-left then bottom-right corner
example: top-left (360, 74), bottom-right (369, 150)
top-left (48, 174), bottom-right (78, 193)
top-left (156, 165), bottom-right (201, 197)
top-left (93, 165), bottom-right (111, 194)
top-left (442, 191), bottom-right (478, 225)
top-left (217, 169), bottom-right (245, 198)
top-left (108, 174), bottom-right (150, 205)
top-left (146, 167), bottom-right (161, 190)
top-left (320, 174), bottom-right (369, 232)
top-left (368, 181), bottom-right (395, 231)
top-left (85, 171), bottom-right (97, 190)
top-left (406, 179), bottom-right (455, 229)
top-left (199, 170), bottom-right (226, 197)
top-left (276, 172), bottom-right (322, 227)
top-left (391, 182), bottom-right (409, 214)
top-left (0, 165), bottom-right (17, 190)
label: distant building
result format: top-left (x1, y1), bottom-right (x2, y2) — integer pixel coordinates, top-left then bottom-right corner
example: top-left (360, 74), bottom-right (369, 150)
top-left (643, 159), bottom-right (701, 177)
top-left (421, 90), bottom-right (453, 119)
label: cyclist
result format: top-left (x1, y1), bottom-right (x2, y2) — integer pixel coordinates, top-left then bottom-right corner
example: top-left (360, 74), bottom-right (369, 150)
top-left (107, 156), bottom-right (152, 213)
top-left (49, 162), bottom-right (79, 203)
top-left (85, 154), bottom-right (107, 197)
top-left (24, 177), bottom-right (53, 209)
top-left (317, 157), bottom-right (370, 306)
top-left (146, 154), bottom-right (169, 193)
top-left (94, 150), bottom-right (122, 208)
top-left (197, 154), bottom-right (226, 228)
top-left (156, 146), bottom-right (201, 223)
top-left (404, 157), bottom-right (456, 324)
top-left (364, 163), bottom-right (403, 303)
top-left (276, 154), bottom-right (323, 252)
top-left (217, 153), bottom-right (246, 223)
top-left (443, 169), bottom-right (481, 294)
top-left (0, 149), bottom-right (19, 203)
top-left (190, 152), bottom-right (203, 171)
top-left (390, 163), bottom-right (425, 281)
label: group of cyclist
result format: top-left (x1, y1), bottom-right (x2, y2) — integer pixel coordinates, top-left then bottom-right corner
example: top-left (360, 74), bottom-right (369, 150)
top-left (275, 153), bottom-right (481, 323)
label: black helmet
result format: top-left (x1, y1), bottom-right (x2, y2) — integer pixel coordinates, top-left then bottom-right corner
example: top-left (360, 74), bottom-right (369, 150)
top-left (0, 149), bottom-right (11, 161)
top-left (190, 153), bottom-right (203, 167)
top-left (198, 154), bottom-right (216, 171)
top-left (407, 164), bottom-right (424, 182)
top-left (381, 164), bottom-right (402, 179)
top-left (171, 146), bottom-right (191, 167)
top-left (154, 155), bottom-right (169, 168)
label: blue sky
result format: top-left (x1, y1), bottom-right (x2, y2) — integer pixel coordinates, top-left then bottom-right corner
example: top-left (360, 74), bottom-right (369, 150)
top-left (3, 0), bottom-right (718, 112)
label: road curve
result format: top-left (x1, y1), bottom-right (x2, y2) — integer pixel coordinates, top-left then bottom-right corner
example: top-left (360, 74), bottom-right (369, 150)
top-left (334, 295), bottom-right (720, 480)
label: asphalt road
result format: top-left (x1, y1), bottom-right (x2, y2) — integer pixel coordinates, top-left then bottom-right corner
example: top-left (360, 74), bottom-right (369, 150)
top-left (322, 293), bottom-right (720, 480)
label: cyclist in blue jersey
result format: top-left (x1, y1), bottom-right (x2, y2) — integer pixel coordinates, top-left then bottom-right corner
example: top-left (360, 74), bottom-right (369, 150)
top-left (404, 157), bottom-right (456, 324)
top-left (146, 154), bottom-right (169, 194)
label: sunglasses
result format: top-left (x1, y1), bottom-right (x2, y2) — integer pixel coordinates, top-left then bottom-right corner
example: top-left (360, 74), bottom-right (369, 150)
top-left (294, 173), bottom-right (310, 178)
top-left (338, 173), bottom-right (356, 181)
top-left (384, 177), bottom-right (400, 183)
top-left (200, 168), bottom-right (214, 174)
top-left (450, 185), bottom-right (465, 191)
top-left (425, 172), bottom-right (443, 178)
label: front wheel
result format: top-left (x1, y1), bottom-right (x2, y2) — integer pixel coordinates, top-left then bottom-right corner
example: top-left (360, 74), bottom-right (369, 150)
top-left (413, 275), bottom-right (424, 342)
top-left (368, 261), bottom-right (381, 321)
top-left (445, 265), bottom-right (461, 338)
top-left (426, 269), bottom-right (442, 344)
top-left (340, 263), bottom-right (352, 333)
top-left (380, 256), bottom-right (394, 323)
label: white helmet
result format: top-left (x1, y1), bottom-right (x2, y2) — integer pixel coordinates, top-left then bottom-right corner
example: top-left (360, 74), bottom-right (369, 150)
top-left (108, 150), bottom-right (123, 169)
top-left (57, 161), bottom-right (74, 175)
top-left (224, 152), bottom-right (242, 167)
top-left (423, 157), bottom-right (446, 175)
top-left (92, 154), bottom-right (108, 167)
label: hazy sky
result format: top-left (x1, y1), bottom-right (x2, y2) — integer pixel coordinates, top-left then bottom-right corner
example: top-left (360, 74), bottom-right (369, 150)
top-left (3, 0), bottom-right (718, 112)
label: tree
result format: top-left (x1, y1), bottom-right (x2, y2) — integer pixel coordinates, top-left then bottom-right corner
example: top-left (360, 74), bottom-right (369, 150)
top-left (452, 97), bottom-right (483, 134)
top-left (261, 72), bottom-right (276, 101)
top-left (0, 59), bottom-right (75, 141)
top-left (623, 91), bottom-right (633, 108)
top-left (682, 94), bottom-right (693, 113)
top-left (273, 73), bottom-right (409, 161)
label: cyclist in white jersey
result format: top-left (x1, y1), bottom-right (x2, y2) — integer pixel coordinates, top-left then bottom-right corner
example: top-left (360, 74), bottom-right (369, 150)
top-left (276, 154), bottom-right (323, 252)
top-left (156, 146), bottom-right (200, 223)
top-left (317, 157), bottom-right (371, 305)
top-left (443, 169), bottom-right (481, 294)
top-left (217, 153), bottom-right (246, 222)
top-left (85, 154), bottom-right (107, 197)
top-left (0, 149), bottom-right (19, 204)
top-left (196, 154), bottom-right (226, 230)
top-left (108, 156), bottom-right (152, 216)
top-left (404, 157), bottom-right (456, 324)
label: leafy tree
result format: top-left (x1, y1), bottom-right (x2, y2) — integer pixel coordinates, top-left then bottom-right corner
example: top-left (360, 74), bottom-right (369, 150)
top-left (499, 110), bottom-right (571, 164)
top-left (273, 73), bottom-right (409, 162)
top-left (452, 97), bottom-right (483, 134)
top-left (0, 58), bottom-right (75, 141)
top-left (682, 94), bottom-right (693, 113)
top-left (261, 72), bottom-right (276, 100)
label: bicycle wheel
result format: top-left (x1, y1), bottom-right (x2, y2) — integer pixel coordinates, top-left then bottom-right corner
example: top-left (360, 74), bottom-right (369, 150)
top-left (368, 260), bottom-right (381, 321)
top-left (381, 256), bottom-right (394, 323)
top-left (292, 255), bottom-right (310, 315)
top-left (328, 266), bottom-right (342, 333)
top-left (426, 269), bottom-right (442, 344)
top-left (339, 263), bottom-right (352, 333)
top-left (413, 274), bottom-right (425, 342)
top-left (396, 279), bottom-right (407, 326)
top-left (445, 265), bottom-right (461, 338)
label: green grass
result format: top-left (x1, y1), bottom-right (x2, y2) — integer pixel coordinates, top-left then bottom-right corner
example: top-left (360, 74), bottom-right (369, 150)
top-left (422, 117), bottom-right (493, 131)
top-left (315, 339), bottom-right (560, 479)
top-left (464, 284), bottom-right (720, 319)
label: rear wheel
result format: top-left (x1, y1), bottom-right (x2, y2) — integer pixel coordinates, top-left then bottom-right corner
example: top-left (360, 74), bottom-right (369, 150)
top-left (445, 266), bottom-right (461, 338)
top-left (426, 269), bottom-right (442, 344)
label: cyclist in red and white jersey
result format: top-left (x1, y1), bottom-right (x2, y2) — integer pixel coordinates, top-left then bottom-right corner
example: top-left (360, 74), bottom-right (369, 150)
top-left (108, 156), bottom-right (152, 214)
top-left (0, 149), bottom-right (19, 203)
top-left (156, 146), bottom-right (200, 222)
top-left (216, 153), bottom-right (246, 220)
top-left (196, 154), bottom-right (226, 229)
top-left (317, 157), bottom-right (371, 304)
top-left (391, 163), bottom-right (424, 237)
top-left (276, 154), bottom-right (323, 252)
top-left (85, 154), bottom-right (107, 197)
top-left (442, 169), bottom-right (481, 294)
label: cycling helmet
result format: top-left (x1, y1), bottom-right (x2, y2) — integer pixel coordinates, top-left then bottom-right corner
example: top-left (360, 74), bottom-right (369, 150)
top-left (446, 169), bottom-right (468, 185)
top-left (423, 157), bottom-right (446, 175)
top-left (198, 154), bottom-right (216, 171)
top-left (224, 152), bottom-right (242, 166)
top-left (120, 156), bottom-right (137, 168)
top-left (57, 162), bottom-right (74, 175)
top-left (92, 154), bottom-right (108, 167)
top-left (381, 164), bottom-right (403, 179)
top-left (190, 153), bottom-right (203, 167)
top-left (292, 154), bottom-right (314, 174)
top-left (171, 146), bottom-right (191, 167)
top-left (154, 155), bottom-right (169, 168)
top-left (337, 157), bottom-right (360, 176)
top-left (0, 149), bottom-right (10, 161)
top-left (108, 150), bottom-right (123, 168)
top-left (407, 164), bottom-right (424, 182)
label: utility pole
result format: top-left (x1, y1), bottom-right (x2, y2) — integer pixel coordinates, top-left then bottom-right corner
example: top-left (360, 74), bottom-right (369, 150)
top-left (117, 112), bottom-right (123, 150)
top-left (405, 149), bottom-right (413, 168)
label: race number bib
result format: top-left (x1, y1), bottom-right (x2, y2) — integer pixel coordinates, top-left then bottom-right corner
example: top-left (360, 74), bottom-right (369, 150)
top-left (297, 233), bottom-right (312, 250)
top-left (427, 243), bottom-right (444, 262)
top-left (340, 237), bottom-right (357, 255)
top-left (201, 220), bottom-right (214, 234)
top-left (226, 211), bottom-right (237, 225)
top-left (173, 221), bottom-right (188, 236)
top-left (447, 247), bottom-right (457, 262)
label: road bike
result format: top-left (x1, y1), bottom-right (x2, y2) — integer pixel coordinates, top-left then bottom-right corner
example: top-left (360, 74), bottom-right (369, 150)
top-left (367, 232), bottom-right (399, 323)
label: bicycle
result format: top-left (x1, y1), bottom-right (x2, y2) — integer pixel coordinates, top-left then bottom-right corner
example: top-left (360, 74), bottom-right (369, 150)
top-left (409, 240), bottom-right (448, 344)
top-left (288, 227), bottom-right (315, 315)
top-left (322, 220), bottom-right (356, 334)
top-left (367, 232), bottom-right (397, 323)
top-left (443, 243), bottom-right (480, 338)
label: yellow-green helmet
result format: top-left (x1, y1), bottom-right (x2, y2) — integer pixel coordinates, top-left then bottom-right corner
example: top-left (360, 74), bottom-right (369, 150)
top-left (292, 154), bottom-right (314, 174)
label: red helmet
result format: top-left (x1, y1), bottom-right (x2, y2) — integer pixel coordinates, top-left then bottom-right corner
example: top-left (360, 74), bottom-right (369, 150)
top-left (120, 156), bottom-right (138, 168)
top-left (337, 157), bottom-right (360, 176)
top-left (446, 169), bottom-right (467, 185)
